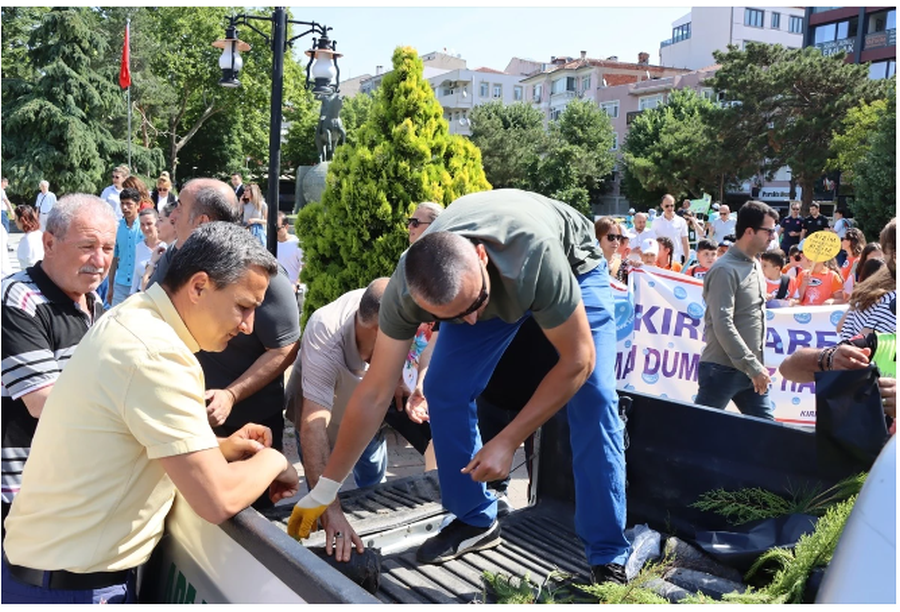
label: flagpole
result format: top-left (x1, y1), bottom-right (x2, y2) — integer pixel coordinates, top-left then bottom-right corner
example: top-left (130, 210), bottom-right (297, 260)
top-left (126, 18), bottom-right (132, 171)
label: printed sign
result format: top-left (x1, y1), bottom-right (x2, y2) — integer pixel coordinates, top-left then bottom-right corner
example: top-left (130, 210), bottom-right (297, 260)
top-left (611, 267), bottom-right (847, 426)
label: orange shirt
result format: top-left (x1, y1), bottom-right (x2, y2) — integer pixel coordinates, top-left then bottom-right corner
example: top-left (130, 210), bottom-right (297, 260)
top-left (840, 256), bottom-right (858, 282)
top-left (660, 260), bottom-right (683, 273)
top-left (799, 269), bottom-right (843, 306)
top-left (765, 275), bottom-right (798, 300)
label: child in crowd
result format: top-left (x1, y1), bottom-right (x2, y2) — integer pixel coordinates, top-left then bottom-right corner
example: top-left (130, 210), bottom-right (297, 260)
top-left (684, 239), bottom-right (717, 279)
top-left (795, 240), bottom-right (845, 306)
top-left (717, 235), bottom-right (735, 259)
top-left (655, 236), bottom-right (683, 272)
top-left (783, 244), bottom-right (805, 279)
top-left (760, 250), bottom-right (797, 307)
top-left (639, 238), bottom-right (660, 267)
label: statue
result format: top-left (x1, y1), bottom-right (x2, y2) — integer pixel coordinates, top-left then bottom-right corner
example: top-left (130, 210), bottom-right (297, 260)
top-left (315, 93), bottom-right (346, 163)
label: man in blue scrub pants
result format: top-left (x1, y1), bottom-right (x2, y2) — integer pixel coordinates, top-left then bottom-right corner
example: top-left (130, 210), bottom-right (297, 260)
top-left (287, 189), bottom-right (630, 585)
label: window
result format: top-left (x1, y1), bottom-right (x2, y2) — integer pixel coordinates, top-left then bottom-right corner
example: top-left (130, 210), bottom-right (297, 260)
top-left (492, 84), bottom-right (502, 98)
top-left (700, 88), bottom-right (715, 101)
top-left (551, 76), bottom-right (576, 94)
top-left (550, 108), bottom-right (561, 120)
top-left (581, 76), bottom-right (591, 91)
top-left (771, 12), bottom-right (781, 29)
top-left (816, 18), bottom-right (858, 43)
top-left (639, 94), bottom-right (664, 111)
top-left (611, 132), bottom-right (619, 151)
top-left (533, 84), bottom-right (543, 102)
top-left (869, 59), bottom-right (896, 80)
top-left (479, 82), bottom-right (489, 98)
top-left (600, 100), bottom-right (619, 118)
top-left (836, 18), bottom-right (858, 40)
top-left (672, 22), bottom-right (691, 43)
top-left (868, 9), bottom-right (896, 33)
top-left (514, 85), bottom-right (523, 101)
top-left (745, 8), bottom-right (764, 28)
top-left (789, 15), bottom-right (803, 34)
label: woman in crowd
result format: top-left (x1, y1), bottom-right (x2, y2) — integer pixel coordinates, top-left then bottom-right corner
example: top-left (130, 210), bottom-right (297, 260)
top-left (594, 216), bottom-right (623, 279)
top-left (655, 236), bottom-right (683, 272)
top-left (122, 175), bottom-right (154, 211)
top-left (150, 171), bottom-right (177, 212)
top-left (242, 182), bottom-right (267, 247)
top-left (131, 208), bottom-right (166, 296)
top-left (840, 218), bottom-right (896, 340)
top-left (839, 227), bottom-right (866, 295)
top-left (14, 205), bottom-right (43, 269)
top-left (856, 242), bottom-right (884, 283)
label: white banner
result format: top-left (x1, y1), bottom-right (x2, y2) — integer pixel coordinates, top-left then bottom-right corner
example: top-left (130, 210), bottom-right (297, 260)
top-left (611, 267), bottom-right (847, 426)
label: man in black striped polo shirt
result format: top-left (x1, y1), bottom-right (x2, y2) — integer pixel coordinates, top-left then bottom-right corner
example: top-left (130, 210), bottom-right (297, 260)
top-left (1, 194), bottom-right (117, 527)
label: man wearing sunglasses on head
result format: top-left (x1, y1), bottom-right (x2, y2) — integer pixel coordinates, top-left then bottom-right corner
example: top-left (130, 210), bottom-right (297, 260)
top-left (288, 189), bottom-right (630, 586)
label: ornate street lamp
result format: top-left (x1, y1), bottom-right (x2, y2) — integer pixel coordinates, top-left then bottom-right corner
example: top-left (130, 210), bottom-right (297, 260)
top-left (213, 7), bottom-right (342, 254)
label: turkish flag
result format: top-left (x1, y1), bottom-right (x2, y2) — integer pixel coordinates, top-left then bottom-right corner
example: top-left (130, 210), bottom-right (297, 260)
top-left (119, 21), bottom-right (131, 89)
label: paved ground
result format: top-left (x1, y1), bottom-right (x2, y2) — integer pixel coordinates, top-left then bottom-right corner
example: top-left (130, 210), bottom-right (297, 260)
top-left (5, 230), bottom-right (530, 511)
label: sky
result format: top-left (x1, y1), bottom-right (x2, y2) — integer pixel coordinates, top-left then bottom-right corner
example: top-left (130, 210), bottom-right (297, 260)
top-left (287, 6), bottom-right (691, 78)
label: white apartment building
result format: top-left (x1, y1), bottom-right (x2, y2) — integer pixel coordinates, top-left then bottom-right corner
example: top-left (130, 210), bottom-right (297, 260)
top-left (429, 67), bottom-right (530, 136)
top-left (660, 6), bottom-right (805, 70)
top-left (358, 50), bottom-right (467, 96)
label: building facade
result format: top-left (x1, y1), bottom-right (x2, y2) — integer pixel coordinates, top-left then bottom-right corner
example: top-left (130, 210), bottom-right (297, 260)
top-left (358, 50), bottom-right (467, 96)
top-left (429, 68), bottom-right (530, 136)
top-left (660, 6), bottom-right (805, 70)
top-left (804, 7), bottom-right (896, 79)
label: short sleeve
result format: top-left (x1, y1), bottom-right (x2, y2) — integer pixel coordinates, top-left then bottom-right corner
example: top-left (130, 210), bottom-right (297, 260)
top-left (378, 265), bottom-right (426, 341)
top-left (123, 345), bottom-right (218, 460)
top-left (298, 314), bottom-right (342, 411)
top-left (251, 271), bottom-right (300, 349)
top-left (1, 293), bottom-right (58, 400)
top-left (529, 239), bottom-right (581, 330)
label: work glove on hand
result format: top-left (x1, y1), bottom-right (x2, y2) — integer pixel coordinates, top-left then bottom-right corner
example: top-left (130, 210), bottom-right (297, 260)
top-left (287, 476), bottom-right (341, 540)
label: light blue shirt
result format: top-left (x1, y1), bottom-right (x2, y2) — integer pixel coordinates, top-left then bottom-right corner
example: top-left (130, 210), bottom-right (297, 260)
top-left (114, 218), bottom-right (143, 287)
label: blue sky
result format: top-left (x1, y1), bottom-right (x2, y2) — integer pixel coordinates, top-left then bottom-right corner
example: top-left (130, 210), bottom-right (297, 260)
top-left (288, 6), bottom-right (691, 78)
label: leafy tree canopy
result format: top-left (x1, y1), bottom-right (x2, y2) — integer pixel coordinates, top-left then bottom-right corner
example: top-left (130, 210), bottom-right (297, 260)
top-left (851, 91), bottom-right (895, 241)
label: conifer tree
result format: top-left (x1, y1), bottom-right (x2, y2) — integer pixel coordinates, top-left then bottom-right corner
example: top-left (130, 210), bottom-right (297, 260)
top-left (296, 46), bottom-right (491, 322)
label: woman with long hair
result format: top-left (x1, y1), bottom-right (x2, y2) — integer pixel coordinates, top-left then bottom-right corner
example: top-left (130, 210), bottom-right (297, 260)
top-left (654, 236), bottom-right (683, 272)
top-left (856, 242), bottom-right (884, 283)
top-left (840, 218), bottom-right (896, 340)
top-left (14, 205), bottom-right (43, 269)
top-left (241, 182), bottom-right (267, 247)
top-left (839, 227), bottom-right (866, 295)
top-left (122, 175), bottom-right (154, 211)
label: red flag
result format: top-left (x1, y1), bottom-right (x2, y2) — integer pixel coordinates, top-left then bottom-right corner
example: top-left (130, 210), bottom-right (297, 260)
top-left (119, 21), bottom-right (131, 89)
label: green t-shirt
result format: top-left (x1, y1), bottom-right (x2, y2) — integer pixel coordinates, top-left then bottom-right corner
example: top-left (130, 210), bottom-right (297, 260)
top-left (379, 189), bottom-right (603, 340)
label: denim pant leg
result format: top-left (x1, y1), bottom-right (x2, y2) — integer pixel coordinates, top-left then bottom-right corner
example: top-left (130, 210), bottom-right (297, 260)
top-left (571, 264), bottom-right (630, 566)
top-left (423, 316), bottom-right (524, 528)
top-left (111, 282), bottom-right (132, 307)
top-left (1, 557), bottom-right (135, 603)
top-left (1, 214), bottom-right (9, 234)
top-left (697, 362), bottom-right (773, 419)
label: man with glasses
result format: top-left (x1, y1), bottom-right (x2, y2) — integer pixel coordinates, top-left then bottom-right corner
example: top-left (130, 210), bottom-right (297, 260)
top-left (707, 204), bottom-right (735, 246)
top-left (407, 201), bottom-right (443, 244)
top-left (779, 201), bottom-right (804, 252)
top-left (288, 189), bottom-right (630, 586)
top-left (697, 200), bottom-right (779, 420)
top-left (100, 165), bottom-right (129, 220)
top-left (651, 194), bottom-right (690, 265)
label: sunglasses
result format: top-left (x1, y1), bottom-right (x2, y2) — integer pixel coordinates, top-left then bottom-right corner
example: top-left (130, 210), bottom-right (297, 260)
top-left (663, 205), bottom-right (674, 209)
top-left (605, 234), bottom-right (622, 241)
top-left (755, 226), bottom-right (777, 236)
top-left (407, 217), bottom-right (432, 229)
top-left (431, 265), bottom-right (488, 322)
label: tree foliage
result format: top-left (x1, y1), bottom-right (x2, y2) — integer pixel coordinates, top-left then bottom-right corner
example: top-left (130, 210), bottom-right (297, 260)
top-left (469, 101), bottom-right (546, 190)
top-left (706, 42), bottom-right (879, 209)
top-left (295, 46), bottom-right (491, 323)
top-left (851, 91), bottom-right (896, 241)
top-left (1, 7), bottom-right (163, 197)
top-left (621, 88), bottom-right (735, 207)
top-left (469, 98), bottom-right (614, 217)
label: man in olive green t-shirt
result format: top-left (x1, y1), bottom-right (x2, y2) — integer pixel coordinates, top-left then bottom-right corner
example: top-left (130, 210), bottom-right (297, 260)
top-left (288, 189), bottom-right (630, 585)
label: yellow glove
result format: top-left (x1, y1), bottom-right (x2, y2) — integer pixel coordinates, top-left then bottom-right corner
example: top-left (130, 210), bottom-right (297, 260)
top-left (287, 476), bottom-right (341, 540)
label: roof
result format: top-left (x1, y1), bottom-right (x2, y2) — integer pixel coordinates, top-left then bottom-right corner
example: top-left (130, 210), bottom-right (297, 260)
top-left (473, 67), bottom-right (506, 74)
top-left (605, 74), bottom-right (638, 86)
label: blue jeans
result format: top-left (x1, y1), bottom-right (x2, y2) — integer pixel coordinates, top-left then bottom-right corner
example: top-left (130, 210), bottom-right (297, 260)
top-left (2, 556), bottom-right (136, 604)
top-left (110, 282), bottom-right (132, 307)
top-left (296, 428), bottom-right (387, 490)
top-left (423, 261), bottom-right (630, 566)
top-left (696, 361), bottom-right (774, 420)
top-left (1, 213), bottom-right (9, 234)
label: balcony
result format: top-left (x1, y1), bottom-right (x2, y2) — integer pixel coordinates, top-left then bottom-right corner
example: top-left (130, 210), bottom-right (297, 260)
top-left (865, 28), bottom-right (896, 51)
top-left (660, 38), bottom-right (674, 49)
top-left (815, 37), bottom-right (855, 57)
top-left (549, 90), bottom-right (577, 101)
top-left (631, 76), bottom-right (675, 95)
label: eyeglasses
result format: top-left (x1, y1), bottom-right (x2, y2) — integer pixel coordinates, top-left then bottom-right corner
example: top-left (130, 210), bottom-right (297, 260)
top-left (407, 217), bottom-right (432, 229)
top-left (663, 205), bottom-right (674, 209)
top-left (605, 234), bottom-right (622, 241)
top-left (719, 212), bottom-right (729, 216)
top-left (755, 226), bottom-right (777, 236)
top-left (791, 208), bottom-right (800, 212)
top-left (431, 265), bottom-right (489, 322)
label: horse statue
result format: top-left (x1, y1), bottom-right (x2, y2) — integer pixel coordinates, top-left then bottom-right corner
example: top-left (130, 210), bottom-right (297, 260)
top-left (315, 93), bottom-right (346, 163)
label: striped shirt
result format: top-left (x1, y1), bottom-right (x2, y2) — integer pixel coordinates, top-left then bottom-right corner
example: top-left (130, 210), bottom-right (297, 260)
top-left (841, 291), bottom-right (897, 341)
top-left (1, 264), bottom-right (103, 504)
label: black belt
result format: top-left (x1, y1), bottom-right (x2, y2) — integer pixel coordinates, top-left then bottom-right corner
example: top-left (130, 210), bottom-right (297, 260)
top-left (4, 554), bottom-right (131, 590)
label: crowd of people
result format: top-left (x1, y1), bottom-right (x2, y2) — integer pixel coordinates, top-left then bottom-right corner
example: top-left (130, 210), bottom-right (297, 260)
top-left (594, 195), bottom-right (878, 309)
top-left (0, 172), bottom-right (893, 603)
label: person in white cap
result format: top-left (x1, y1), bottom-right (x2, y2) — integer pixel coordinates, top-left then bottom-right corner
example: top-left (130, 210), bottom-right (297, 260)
top-left (638, 238), bottom-right (660, 267)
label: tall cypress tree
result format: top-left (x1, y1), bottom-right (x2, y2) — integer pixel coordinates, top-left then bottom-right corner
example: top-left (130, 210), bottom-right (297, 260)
top-left (296, 46), bottom-right (491, 322)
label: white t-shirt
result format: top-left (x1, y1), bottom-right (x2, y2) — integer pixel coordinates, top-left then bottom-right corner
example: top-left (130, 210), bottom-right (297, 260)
top-left (17, 230), bottom-right (44, 270)
top-left (651, 214), bottom-right (689, 261)
top-left (100, 185), bottom-right (124, 220)
top-left (632, 228), bottom-right (656, 247)
top-left (709, 216), bottom-right (736, 245)
top-left (242, 201), bottom-right (268, 226)
top-left (131, 239), bottom-right (166, 295)
top-left (277, 235), bottom-right (303, 285)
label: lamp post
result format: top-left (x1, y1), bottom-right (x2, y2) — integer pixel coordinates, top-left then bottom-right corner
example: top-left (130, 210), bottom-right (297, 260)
top-left (213, 7), bottom-right (341, 255)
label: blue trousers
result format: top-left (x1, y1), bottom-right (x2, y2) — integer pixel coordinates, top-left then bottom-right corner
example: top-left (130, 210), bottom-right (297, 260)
top-left (110, 282), bottom-right (132, 307)
top-left (2, 557), bottom-right (136, 604)
top-left (296, 428), bottom-right (386, 490)
top-left (696, 361), bottom-right (774, 420)
top-left (423, 262), bottom-right (630, 566)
